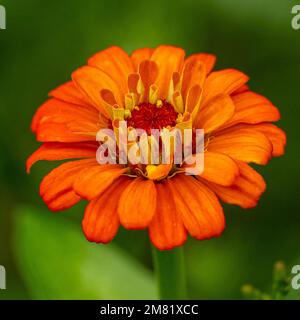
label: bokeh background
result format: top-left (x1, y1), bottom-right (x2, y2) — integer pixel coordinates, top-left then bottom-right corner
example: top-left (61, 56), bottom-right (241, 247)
top-left (0, 0), bottom-right (299, 299)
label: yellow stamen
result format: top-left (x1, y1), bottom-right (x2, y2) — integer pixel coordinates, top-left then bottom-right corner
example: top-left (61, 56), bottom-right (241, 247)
top-left (156, 99), bottom-right (163, 108)
top-left (149, 85), bottom-right (158, 104)
top-left (124, 109), bottom-right (131, 119)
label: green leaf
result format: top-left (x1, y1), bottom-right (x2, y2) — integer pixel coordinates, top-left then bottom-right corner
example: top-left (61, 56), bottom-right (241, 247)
top-left (13, 206), bottom-right (157, 300)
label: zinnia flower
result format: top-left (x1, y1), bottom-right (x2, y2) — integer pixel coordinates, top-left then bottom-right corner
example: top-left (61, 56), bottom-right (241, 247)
top-left (27, 45), bottom-right (286, 250)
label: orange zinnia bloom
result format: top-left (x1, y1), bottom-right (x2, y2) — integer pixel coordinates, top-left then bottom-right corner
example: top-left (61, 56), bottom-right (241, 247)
top-left (27, 45), bottom-right (286, 250)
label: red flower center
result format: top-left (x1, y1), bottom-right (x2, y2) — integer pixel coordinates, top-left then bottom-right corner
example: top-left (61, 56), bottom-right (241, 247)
top-left (127, 101), bottom-right (178, 135)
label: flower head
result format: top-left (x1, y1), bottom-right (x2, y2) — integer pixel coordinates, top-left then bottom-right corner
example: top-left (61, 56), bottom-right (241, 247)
top-left (27, 45), bottom-right (286, 250)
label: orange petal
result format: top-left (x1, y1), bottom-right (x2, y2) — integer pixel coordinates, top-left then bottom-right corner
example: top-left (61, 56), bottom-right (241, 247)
top-left (185, 53), bottom-right (216, 74)
top-left (149, 181), bottom-right (187, 250)
top-left (73, 164), bottom-right (128, 200)
top-left (199, 151), bottom-right (239, 186)
top-left (185, 85), bottom-right (202, 115)
top-left (249, 123), bottom-right (286, 157)
top-left (100, 89), bottom-right (118, 106)
top-left (49, 81), bottom-right (92, 107)
top-left (128, 73), bottom-right (140, 95)
top-left (205, 161), bottom-right (266, 209)
top-left (139, 60), bottom-right (159, 101)
top-left (82, 176), bottom-right (131, 244)
top-left (194, 94), bottom-right (235, 133)
top-left (181, 59), bottom-right (206, 103)
top-left (118, 177), bottom-right (157, 229)
top-left (72, 66), bottom-right (123, 115)
top-left (151, 45), bottom-right (185, 99)
top-left (233, 84), bottom-right (249, 95)
top-left (221, 91), bottom-right (280, 129)
top-left (208, 126), bottom-right (272, 165)
top-left (36, 122), bottom-right (96, 143)
top-left (168, 175), bottom-right (225, 240)
top-left (31, 98), bottom-right (99, 134)
top-left (26, 142), bottom-right (98, 173)
top-left (202, 69), bottom-right (249, 104)
top-left (40, 159), bottom-right (95, 211)
top-left (88, 46), bottom-right (134, 95)
top-left (131, 48), bottom-right (154, 71)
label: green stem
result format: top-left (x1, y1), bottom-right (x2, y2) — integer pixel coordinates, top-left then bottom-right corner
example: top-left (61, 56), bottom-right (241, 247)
top-left (151, 245), bottom-right (187, 300)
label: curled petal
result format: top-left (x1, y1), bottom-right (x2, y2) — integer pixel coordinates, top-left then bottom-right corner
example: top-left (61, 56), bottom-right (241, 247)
top-left (181, 59), bottom-right (206, 103)
top-left (151, 45), bottom-right (185, 99)
top-left (139, 60), bottom-right (159, 101)
top-left (128, 73), bottom-right (140, 95)
top-left (185, 85), bottom-right (202, 118)
top-left (100, 89), bottom-right (118, 106)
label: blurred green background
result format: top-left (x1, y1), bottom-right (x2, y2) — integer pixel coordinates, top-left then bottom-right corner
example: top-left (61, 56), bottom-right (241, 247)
top-left (0, 0), bottom-right (299, 299)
